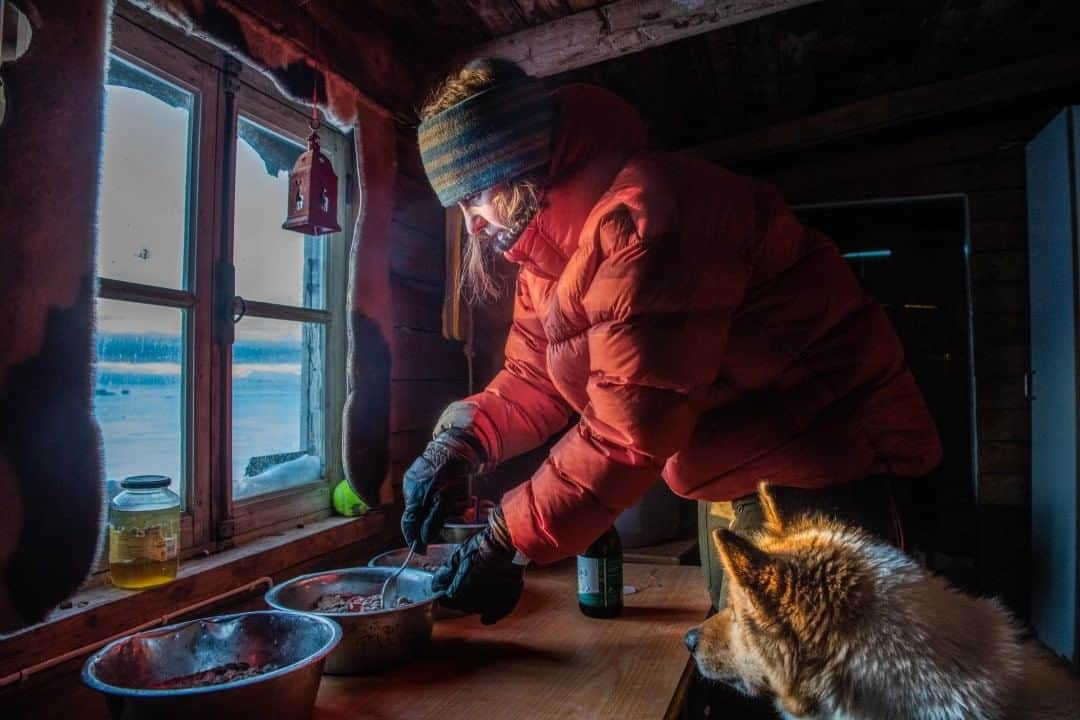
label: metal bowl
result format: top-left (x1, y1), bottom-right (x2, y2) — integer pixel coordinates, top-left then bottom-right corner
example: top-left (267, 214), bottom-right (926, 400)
top-left (81, 610), bottom-right (340, 720)
top-left (367, 543), bottom-right (457, 572)
top-left (264, 567), bottom-right (436, 675)
top-left (441, 522), bottom-right (486, 544)
top-left (368, 545), bottom-right (465, 619)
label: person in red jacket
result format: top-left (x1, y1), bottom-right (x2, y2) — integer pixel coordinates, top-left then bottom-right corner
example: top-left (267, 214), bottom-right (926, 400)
top-left (405, 58), bottom-right (942, 625)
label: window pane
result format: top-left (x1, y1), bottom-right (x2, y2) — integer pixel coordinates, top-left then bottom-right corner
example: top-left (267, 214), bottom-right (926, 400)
top-left (234, 117), bottom-right (327, 309)
top-left (98, 56), bottom-right (194, 289)
top-left (233, 317), bottom-right (325, 500)
top-left (94, 299), bottom-right (187, 508)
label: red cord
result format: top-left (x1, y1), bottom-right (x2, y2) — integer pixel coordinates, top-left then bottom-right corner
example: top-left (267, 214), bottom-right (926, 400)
top-left (310, 23), bottom-right (319, 129)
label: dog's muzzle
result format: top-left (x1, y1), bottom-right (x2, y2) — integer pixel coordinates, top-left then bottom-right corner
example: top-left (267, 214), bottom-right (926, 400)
top-left (684, 628), bottom-right (700, 653)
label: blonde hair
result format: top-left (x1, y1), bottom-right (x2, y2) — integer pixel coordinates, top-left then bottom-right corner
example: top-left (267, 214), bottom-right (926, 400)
top-left (421, 60), bottom-right (544, 303)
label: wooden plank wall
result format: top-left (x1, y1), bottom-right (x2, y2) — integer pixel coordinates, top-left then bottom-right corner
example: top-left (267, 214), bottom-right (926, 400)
top-left (387, 128), bottom-right (469, 498)
top-left (712, 97), bottom-right (1074, 615)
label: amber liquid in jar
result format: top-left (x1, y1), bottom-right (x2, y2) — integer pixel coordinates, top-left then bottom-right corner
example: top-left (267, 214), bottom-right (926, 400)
top-left (108, 476), bottom-right (180, 590)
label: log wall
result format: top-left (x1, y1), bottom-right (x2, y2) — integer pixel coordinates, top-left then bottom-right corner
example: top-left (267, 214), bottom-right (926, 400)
top-left (387, 130), bottom-right (469, 498)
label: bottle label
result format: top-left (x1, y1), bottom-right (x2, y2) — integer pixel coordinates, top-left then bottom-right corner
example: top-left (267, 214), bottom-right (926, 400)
top-left (577, 556), bottom-right (622, 608)
top-left (109, 524), bottom-right (177, 563)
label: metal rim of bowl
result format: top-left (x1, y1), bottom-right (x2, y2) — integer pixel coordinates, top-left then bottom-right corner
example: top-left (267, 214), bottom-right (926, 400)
top-left (442, 522), bottom-right (485, 532)
top-left (366, 544), bottom-right (457, 570)
top-left (80, 610), bottom-right (342, 698)
top-left (264, 567), bottom-right (439, 618)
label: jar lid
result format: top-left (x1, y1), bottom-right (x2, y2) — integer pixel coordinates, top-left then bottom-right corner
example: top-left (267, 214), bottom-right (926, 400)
top-left (121, 475), bottom-right (172, 490)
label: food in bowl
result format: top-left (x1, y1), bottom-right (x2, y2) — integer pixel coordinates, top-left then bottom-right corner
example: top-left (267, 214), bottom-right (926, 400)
top-left (81, 611), bottom-right (341, 719)
top-left (149, 662), bottom-right (281, 690)
top-left (314, 592), bottom-right (413, 613)
top-left (264, 568), bottom-right (437, 675)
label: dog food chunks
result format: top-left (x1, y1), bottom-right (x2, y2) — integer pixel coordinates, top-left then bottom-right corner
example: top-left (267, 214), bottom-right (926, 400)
top-left (313, 592), bottom-right (412, 613)
top-left (150, 662), bottom-right (280, 689)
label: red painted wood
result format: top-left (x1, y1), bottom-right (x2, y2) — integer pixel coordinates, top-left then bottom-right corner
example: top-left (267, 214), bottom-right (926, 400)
top-left (343, 109), bottom-right (398, 507)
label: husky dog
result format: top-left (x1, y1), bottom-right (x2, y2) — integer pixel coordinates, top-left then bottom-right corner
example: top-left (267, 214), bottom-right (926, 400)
top-left (684, 484), bottom-right (1080, 719)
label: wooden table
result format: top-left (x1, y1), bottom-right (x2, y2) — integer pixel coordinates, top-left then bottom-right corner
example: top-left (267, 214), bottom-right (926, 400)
top-left (315, 561), bottom-right (710, 720)
top-left (624, 536), bottom-right (700, 566)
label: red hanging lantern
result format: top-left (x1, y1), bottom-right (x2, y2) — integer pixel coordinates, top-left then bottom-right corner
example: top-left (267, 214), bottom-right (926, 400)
top-left (283, 28), bottom-right (341, 236)
top-left (282, 128), bottom-right (341, 235)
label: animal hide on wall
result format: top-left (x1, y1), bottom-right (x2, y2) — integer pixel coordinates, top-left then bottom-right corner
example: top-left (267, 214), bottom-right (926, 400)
top-left (0, 0), bottom-right (110, 632)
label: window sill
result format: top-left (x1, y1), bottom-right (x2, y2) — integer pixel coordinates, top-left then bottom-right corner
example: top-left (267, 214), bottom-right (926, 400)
top-left (0, 509), bottom-right (400, 685)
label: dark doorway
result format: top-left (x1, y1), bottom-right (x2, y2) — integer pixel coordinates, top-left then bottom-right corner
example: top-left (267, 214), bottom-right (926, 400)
top-left (795, 197), bottom-right (976, 591)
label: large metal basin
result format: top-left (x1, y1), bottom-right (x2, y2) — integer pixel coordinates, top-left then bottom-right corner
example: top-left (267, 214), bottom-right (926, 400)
top-left (81, 610), bottom-right (340, 720)
top-left (265, 567), bottom-right (436, 675)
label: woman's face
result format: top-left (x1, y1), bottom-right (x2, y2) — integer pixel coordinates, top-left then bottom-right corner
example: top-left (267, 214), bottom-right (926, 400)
top-left (458, 185), bottom-right (511, 243)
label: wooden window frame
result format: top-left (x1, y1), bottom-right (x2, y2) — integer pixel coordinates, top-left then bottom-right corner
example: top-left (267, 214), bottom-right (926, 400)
top-left (223, 65), bottom-right (353, 543)
top-left (93, 7), bottom-right (355, 578)
top-left (102, 13), bottom-right (221, 555)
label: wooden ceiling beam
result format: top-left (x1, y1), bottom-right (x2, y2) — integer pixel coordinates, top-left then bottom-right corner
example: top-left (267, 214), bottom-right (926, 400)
top-left (689, 51), bottom-right (1080, 165)
top-left (464, 0), bottom-right (825, 77)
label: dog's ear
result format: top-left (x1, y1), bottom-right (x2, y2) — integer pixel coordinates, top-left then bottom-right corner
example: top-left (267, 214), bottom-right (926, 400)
top-left (757, 482), bottom-right (785, 533)
top-left (713, 529), bottom-right (785, 608)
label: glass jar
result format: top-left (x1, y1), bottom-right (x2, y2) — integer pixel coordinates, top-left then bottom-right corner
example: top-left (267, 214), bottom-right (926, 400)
top-left (108, 475), bottom-right (180, 589)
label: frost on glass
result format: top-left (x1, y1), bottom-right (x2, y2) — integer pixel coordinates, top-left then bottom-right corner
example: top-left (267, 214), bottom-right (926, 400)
top-left (232, 317), bottom-right (325, 500)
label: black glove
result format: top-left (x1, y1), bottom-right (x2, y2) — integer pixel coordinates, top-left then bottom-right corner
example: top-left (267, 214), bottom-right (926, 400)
top-left (432, 505), bottom-right (525, 625)
top-left (401, 428), bottom-right (485, 553)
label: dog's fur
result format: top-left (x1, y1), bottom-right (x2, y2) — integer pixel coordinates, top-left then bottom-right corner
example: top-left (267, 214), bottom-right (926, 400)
top-left (686, 484), bottom-right (1080, 720)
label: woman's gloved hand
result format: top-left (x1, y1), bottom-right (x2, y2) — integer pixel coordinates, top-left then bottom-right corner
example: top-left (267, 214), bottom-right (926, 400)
top-left (432, 506), bottom-right (525, 625)
top-left (401, 428), bottom-right (485, 553)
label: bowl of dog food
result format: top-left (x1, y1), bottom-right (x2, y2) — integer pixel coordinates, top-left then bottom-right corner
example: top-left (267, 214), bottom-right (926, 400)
top-left (368, 544), bottom-right (464, 619)
top-left (264, 567), bottom-right (437, 675)
top-left (81, 610), bottom-right (340, 720)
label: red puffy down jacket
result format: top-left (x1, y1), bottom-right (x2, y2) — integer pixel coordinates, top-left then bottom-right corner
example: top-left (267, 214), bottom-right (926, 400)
top-left (436, 84), bottom-right (942, 564)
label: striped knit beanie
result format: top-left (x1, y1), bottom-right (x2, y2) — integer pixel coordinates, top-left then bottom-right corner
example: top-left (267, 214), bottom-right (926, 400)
top-left (419, 76), bottom-right (555, 208)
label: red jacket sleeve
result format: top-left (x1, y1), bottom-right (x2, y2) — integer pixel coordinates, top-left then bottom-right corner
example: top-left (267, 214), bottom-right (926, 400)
top-left (502, 204), bottom-right (749, 564)
top-left (434, 273), bottom-right (573, 469)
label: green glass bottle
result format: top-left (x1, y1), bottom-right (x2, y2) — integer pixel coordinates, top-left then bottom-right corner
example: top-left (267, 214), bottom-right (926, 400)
top-left (577, 525), bottom-right (623, 618)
